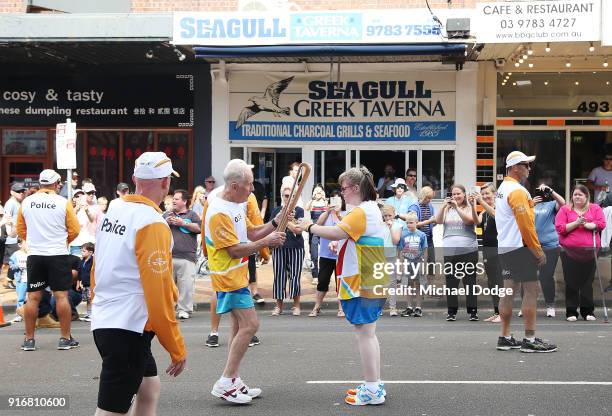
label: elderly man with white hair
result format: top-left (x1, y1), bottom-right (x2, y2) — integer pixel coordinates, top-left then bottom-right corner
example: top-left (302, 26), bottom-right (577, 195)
top-left (205, 159), bottom-right (288, 404)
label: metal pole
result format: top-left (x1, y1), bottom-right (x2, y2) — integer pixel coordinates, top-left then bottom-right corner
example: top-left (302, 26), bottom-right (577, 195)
top-left (593, 230), bottom-right (609, 323)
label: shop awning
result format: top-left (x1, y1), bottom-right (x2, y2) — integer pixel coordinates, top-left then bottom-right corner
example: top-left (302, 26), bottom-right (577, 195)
top-left (194, 43), bottom-right (469, 63)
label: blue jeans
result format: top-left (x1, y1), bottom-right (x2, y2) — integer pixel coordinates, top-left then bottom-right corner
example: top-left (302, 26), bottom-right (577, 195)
top-left (16, 281), bottom-right (27, 307)
top-left (309, 234), bottom-right (320, 278)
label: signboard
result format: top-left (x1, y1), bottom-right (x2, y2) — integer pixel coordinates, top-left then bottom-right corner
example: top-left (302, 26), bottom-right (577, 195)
top-left (228, 72), bottom-right (456, 142)
top-left (55, 119), bottom-right (77, 169)
top-left (173, 9), bottom-right (462, 45)
top-left (0, 75), bottom-right (194, 127)
top-left (602, 0), bottom-right (612, 46)
top-left (474, 0), bottom-right (601, 43)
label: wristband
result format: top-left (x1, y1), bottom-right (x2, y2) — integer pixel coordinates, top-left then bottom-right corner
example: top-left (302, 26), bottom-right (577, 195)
top-left (271, 218), bottom-right (278, 228)
top-left (307, 224), bottom-right (314, 233)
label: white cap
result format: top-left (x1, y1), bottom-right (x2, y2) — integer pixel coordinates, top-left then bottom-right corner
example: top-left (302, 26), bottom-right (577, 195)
top-left (39, 169), bottom-right (61, 185)
top-left (390, 178), bottom-right (407, 188)
top-left (133, 152), bottom-right (180, 179)
top-left (82, 183), bottom-right (96, 193)
top-left (506, 151), bottom-right (536, 168)
top-left (73, 188), bottom-right (84, 196)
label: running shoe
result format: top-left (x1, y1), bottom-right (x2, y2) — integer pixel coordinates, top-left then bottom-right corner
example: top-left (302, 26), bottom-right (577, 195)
top-left (517, 310), bottom-right (523, 317)
top-left (585, 315), bottom-right (597, 321)
top-left (413, 307), bottom-right (423, 317)
top-left (206, 334), bottom-right (219, 348)
top-left (252, 293), bottom-right (265, 304)
top-left (79, 314), bottom-right (91, 322)
top-left (566, 316), bottom-right (578, 322)
top-left (21, 338), bottom-right (36, 351)
top-left (446, 313), bottom-right (456, 321)
top-left (248, 335), bottom-right (260, 347)
top-left (211, 379), bottom-right (252, 404)
top-left (236, 379), bottom-right (262, 398)
top-left (496, 335), bottom-right (521, 351)
top-left (345, 385), bottom-right (385, 406)
top-left (401, 307), bottom-right (413, 317)
top-left (469, 312), bottom-right (479, 321)
top-left (177, 311), bottom-right (189, 320)
top-left (389, 308), bottom-right (398, 317)
top-left (484, 313), bottom-right (499, 322)
top-left (11, 315), bottom-right (23, 323)
top-left (546, 307), bottom-right (556, 318)
top-left (346, 382), bottom-right (386, 397)
top-left (58, 336), bottom-right (79, 350)
top-left (520, 337), bottom-right (557, 353)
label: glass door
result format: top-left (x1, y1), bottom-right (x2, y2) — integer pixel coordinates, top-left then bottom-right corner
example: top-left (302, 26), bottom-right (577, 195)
top-left (248, 148), bottom-right (276, 219)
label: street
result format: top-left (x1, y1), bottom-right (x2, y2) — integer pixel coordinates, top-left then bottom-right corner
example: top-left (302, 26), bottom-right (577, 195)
top-left (2, 309), bottom-right (611, 416)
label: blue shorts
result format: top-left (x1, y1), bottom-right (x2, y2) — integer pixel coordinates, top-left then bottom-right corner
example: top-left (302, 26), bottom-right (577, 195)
top-left (340, 297), bottom-right (386, 325)
top-left (216, 288), bottom-right (254, 314)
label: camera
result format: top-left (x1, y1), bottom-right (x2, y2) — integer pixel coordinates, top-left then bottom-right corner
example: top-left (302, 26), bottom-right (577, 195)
top-left (534, 187), bottom-right (553, 201)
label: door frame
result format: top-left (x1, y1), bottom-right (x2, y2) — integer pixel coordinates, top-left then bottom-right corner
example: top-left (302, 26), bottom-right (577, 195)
top-left (2, 156), bottom-right (48, 201)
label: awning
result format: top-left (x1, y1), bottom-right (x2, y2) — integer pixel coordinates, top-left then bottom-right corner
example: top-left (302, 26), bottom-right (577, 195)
top-left (194, 43), bottom-right (469, 63)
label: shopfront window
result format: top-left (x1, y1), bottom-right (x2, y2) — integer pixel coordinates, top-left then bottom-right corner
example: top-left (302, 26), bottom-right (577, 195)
top-left (314, 150), bottom-right (346, 194)
top-left (496, 130), bottom-right (566, 196)
top-left (570, 131), bottom-right (612, 191)
top-left (123, 132), bottom-right (154, 184)
top-left (159, 132), bottom-right (189, 192)
top-left (422, 150), bottom-right (454, 199)
top-left (2, 130), bottom-right (47, 155)
top-left (87, 131), bottom-right (120, 200)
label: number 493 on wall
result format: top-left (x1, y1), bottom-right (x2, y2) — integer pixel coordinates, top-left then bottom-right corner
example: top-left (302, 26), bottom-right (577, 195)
top-left (576, 101), bottom-right (610, 113)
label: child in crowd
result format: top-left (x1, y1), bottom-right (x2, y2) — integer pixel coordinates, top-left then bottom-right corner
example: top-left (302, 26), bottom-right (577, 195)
top-left (381, 205), bottom-right (403, 316)
top-left (77, 242), bottom-right (94, 322)
top-left (393, 212), bottom-right (428, 317)
top-left (8, 238), bottom-right (28, 322)
top-left (305, 184), bottom-right (328, 285)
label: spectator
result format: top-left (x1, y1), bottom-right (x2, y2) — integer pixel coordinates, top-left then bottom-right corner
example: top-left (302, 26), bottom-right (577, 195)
top-left (253, 179), bottom-right (269, 221)
top-left (393, 212), bottom-right (428, 318)
top-left (408, 186), bottom-right (436, 272)
top-left (203, 176), bottom-right (217, 198)
top-left (69, 183), bottom-right (102, 256)
top-left (16, 168), bottom-right (81, 351)
top-left (116, 182), bottom-right (130, 198)
top-left (281, 163), bottom-right (304, 208)
top-left (76, 242), bottom-right (94, 322)
top-left (386, 178), bottom-right (412, 221)
top-left (190, 186), bottom-right (205, 218)
top-left (163, 195), bottom-right (173, 212)
top-left (472, 183), bottom-right (501, 322)
top-left (308, 190), bottom-right (345, 317)
top-left (376, 164), bottom-right (397, 199)
top-left (97, 196), bottom-right (108, 214)
top-left (305, 184), bottom-right (327, 284)
top-left (533, 184), bottom-right (565, 318)
top-left (2, 182), bottom-right (27, 289)
top-left (381, 204), bottom-right (402, 316)
top-left (587, 151), bottom-right (612, 203)
top-left (0, 204), bottom-right (6, 280)
top-left (59, 171), bottom-right (79, 198)
top-left (270, 184), bottom-right (305, 316)
top-left (163, 189), bottom-right (201, 320)
top-left (50, 254), bottom-right (82, 322)
top-left (404, 168), bottom-right (419, 201)
top-left (435, 184), bottom-right (479, 321)
top-left (8, 238), bottom-right (28, 322)
top-left (555, 184), bottom-right (606, 321)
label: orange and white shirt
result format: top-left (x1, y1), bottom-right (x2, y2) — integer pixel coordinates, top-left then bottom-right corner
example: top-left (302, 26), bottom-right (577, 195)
top-left (91, 195), bottom-right (186, 363)
top-left (336, 201), bottom-right (389, 300)
top-left (204, 195), bottom-right (254, 292)
top-left (495, 176), bottom-right (543, 257)
top-left (16, 189), bottom-right (80, 256)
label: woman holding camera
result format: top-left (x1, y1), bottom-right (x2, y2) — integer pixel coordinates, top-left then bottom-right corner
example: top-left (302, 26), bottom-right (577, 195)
top-left (555, 184), bottom-right (606, 321)
top-left (435, 184), bottom-right (479, 321)
top-left (306, 185), bottom-right (328, 285)
top-left (533, 184), bottom-right (565, 318)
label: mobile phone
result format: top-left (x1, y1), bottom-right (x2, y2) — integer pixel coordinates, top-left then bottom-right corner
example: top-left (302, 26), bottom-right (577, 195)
top-left (330, 196), bottom-right (341, 208)
top-left (446, 191), bottom-right (452, 198)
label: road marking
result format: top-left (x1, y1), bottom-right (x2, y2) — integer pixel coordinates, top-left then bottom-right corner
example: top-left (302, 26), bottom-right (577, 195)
top-left (307, 380), bottom-right (612, 385)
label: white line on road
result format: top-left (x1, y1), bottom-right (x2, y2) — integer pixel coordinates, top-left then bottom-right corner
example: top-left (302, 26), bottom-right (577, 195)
top-left (307, 380), bottom-right (612, 385)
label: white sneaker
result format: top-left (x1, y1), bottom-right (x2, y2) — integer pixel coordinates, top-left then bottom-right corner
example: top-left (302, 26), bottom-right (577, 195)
top-left (517, 310), bottom-right (523, 317)
top-left (546, 307), bottom-right (556, 318)
top-left (177, 311), bottom-right (189, 320)
top-left (389, 308), bottom-right (398, 317)
top-left (236, 379), bottom-right (262, 398)
top-left (211, 379), bottom-right (252, 404)
top-left (585, 315), bottom-right (597, 321)
top-left (566, 316), bottom-right (578, 322)
top-left (11, 315), bottom-right (23, 323)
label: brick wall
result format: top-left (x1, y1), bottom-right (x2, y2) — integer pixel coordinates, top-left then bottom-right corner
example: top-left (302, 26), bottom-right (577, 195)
top-left (0, 0), bottom-right (26, 13)
top-left (130, 0), bottom-right (483, 12)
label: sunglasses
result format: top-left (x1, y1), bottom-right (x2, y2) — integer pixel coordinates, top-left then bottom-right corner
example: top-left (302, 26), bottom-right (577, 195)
top-left (205, 180), bottom-right (216, 183)
top-left (406, 174), bottom-right (417, 177)
top-left (14, 190), bottom-right (26, 193)
top-left (86, 191), bottom-right (96, 195)
top-left (282, 194), bottom-right (291, 198)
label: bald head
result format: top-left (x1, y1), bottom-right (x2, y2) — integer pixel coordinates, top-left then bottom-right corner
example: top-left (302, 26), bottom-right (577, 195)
top-left (133, 176), bottom-right (171, 205)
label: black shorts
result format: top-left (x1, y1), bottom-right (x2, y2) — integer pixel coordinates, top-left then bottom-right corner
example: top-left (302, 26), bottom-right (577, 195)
top-left (26, 255), bottom-right (72, 292)
top-left (248, 254), bottom-right (257, 283)
top-left (3, 243), bottom-right (18, 264)
top-left (93, 329), bottom-right (157, 414)
top-left (499, 248), bottom-right (538, 283)
top-left (316, 257), bottom-right (337, 292)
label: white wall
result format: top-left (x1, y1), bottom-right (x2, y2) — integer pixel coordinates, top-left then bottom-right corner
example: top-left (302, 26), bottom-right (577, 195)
top-left (454, 62), bottom-right (478, 189)
top-left (210, 70), bottom-right (230, 185)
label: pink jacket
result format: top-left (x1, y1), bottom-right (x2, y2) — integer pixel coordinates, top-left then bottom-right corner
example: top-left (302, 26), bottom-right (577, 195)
top-left (555, 204), bottom-right (606, 249)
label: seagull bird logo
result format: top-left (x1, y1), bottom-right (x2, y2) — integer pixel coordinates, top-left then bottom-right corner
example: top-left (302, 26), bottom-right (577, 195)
top-left (235, 76), bottom-right (294, 129)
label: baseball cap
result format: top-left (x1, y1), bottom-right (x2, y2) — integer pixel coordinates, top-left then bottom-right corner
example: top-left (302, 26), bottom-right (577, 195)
top-left (506, 151), bottom-right (536, 168)
top-left (39, 169), bottom-right (61, 185)
top-left (390, 178), bottom-right (407, 188)
top-left (134, 152), bottom-right (180, 179)
top-left (73, 189), bottom-right (84, 197)
top-left (116, 182), bottom-right (129, 192)
top-left (11, 182), bottom-right (27, 192)
top-left (82, 183), bottom-right (96, 193)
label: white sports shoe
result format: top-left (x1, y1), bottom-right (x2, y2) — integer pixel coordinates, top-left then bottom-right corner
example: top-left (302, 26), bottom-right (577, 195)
top-left (546, 307), bottom-right (556, 318)
top-left (585, 315), bottom-right (597, 321)
top-left (345, 384), bottom-right (386, 406)
top-left (177, 311), bottom-right (190, 320)
top-left (566, 316), bottom-right (578, 322)
top-left (236, 379), bottom-right (262, 398)
top-left (211, 379), bottom-right (253, 404)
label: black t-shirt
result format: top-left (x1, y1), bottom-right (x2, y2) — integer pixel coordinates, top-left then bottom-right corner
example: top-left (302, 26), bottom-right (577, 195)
top-left (163, 210), bottom-right (201, 263)
top-left (270, 206), bottom-right (304, 249)
top-left (481, 211), bottom-right (498, 247)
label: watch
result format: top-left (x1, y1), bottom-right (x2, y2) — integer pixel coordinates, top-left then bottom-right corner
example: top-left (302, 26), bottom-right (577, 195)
top-left (271, 218), bottom-right (278, 228)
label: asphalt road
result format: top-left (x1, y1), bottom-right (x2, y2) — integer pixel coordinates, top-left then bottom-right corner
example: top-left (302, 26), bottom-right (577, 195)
top-left (2, 309), bottom-right (611, 416)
